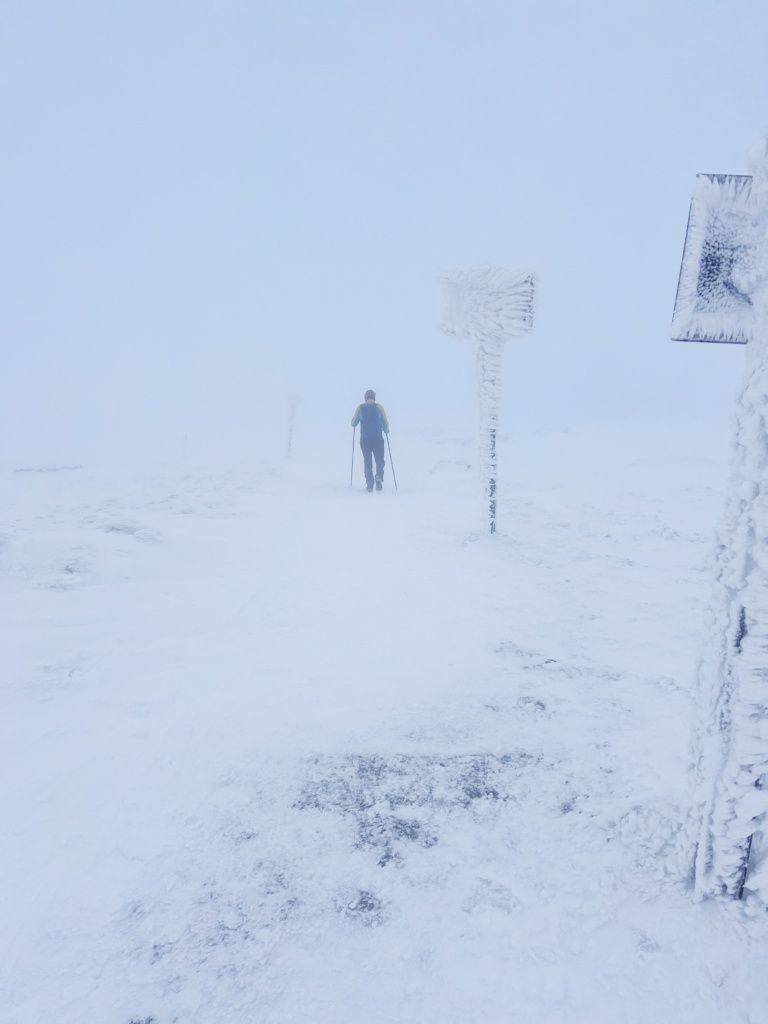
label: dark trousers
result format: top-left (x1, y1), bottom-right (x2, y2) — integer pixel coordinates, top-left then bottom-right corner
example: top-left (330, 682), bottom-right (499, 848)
top-left (360, 436), bottom-right (385, 487)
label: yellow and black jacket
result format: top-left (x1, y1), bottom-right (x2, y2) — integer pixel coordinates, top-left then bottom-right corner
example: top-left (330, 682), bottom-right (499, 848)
top-left (351, 400), bottom-right (389, 438)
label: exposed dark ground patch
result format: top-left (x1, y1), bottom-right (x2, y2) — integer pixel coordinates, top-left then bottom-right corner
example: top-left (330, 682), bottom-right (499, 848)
top-left (295, 752), bottom-right (543, 867)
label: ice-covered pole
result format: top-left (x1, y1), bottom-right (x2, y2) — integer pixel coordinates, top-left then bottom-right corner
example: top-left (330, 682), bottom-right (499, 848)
top-left (693, 319), bottom-right (768, 899)
top-left (440, 266), bottom-right (536, 534)
top-left (674, 137), bottom-right (768, 899)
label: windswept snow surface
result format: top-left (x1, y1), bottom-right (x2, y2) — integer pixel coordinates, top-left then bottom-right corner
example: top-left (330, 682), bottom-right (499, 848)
top-left (3, 420), bottom-right (768, 1024)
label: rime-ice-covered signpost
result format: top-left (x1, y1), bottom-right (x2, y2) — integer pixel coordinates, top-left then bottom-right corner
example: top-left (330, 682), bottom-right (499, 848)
top-left (672, 139), bottom-right (768, 900)
top-left (440, 265), bottom-right (537, 534)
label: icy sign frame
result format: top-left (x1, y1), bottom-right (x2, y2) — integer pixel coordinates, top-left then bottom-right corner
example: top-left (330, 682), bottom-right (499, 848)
top-left (441, 265), bottom-right (537, 535)
top-left (671, 157), bottom-right (768, 902)
top-left (671, 173), bottom-right (756, 344)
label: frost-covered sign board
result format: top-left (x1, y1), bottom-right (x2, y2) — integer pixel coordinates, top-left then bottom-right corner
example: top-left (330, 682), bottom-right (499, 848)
top-left (673, 155), bottom-right (768, 903)
top-left (441, 265), bottom-right (536, 535)
top-left (671, 174), bottom-right (756, 344)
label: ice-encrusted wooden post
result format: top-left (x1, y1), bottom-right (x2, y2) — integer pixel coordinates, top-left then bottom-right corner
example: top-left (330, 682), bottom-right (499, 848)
top-left (440, 265), bottom-right (536, 534)
top-left (672, 138), bottom-right (768, 899)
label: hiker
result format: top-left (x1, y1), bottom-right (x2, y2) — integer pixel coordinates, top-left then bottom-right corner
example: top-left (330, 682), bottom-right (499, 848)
top-left (351, 390), bottom-right (390, 491)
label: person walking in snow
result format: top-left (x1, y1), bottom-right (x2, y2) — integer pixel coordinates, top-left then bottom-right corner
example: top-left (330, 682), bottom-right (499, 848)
top-left (351, 390), bottom-right (390, 492)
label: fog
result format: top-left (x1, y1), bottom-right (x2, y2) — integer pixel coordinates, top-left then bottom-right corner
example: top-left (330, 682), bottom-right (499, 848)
top-left (3, 0), bottom-right (766, 469)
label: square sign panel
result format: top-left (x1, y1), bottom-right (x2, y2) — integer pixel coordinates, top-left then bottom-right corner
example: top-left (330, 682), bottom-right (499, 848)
top-left (671, 173), bottom-right (756, 344)
top-left (441, 265), bottom-right (536, 343)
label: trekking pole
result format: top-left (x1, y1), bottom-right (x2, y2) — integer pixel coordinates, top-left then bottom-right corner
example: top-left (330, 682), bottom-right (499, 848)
top-left (350, 426), bottom-right (356, 486)
top-left (386, 433), bottom-right (398, 491)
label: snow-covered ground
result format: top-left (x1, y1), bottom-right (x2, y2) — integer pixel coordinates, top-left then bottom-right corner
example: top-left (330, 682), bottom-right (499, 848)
top-left (3, 418), bottom-right (767, 1024)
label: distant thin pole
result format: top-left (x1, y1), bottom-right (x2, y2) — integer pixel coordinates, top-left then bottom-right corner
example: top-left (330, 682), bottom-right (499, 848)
top-left (285, 396), bottom-right (299, 459)
top-left (350, 426), bottom-right (356, 486)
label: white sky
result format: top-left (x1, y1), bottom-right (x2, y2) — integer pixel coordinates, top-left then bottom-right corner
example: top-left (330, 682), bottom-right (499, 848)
top-left (3, 0), bottom-right (768, 465)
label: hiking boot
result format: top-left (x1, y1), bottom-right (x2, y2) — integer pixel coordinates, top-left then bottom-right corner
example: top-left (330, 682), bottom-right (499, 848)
top-left (375, 475), bottom-right (383, 491)
top-left (366, 484), bottom-right (373, 492)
